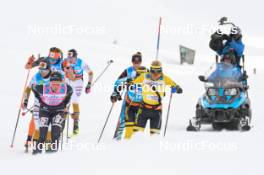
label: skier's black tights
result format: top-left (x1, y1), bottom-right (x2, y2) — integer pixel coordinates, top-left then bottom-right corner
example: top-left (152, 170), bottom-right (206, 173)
top-left (37, 125), bottom-right (61, 151)
top-left (51, 125), bottom-right (61, 150)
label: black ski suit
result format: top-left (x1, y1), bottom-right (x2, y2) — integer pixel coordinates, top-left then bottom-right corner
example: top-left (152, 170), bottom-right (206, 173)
top-left (32, 83), bottom-right (73, 153)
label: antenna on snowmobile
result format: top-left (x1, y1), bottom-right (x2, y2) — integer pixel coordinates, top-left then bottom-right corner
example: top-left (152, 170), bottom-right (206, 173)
top-left (218, 17), bottom-right (236, 27)
top-left (218, 17), bottom-right (228, 25)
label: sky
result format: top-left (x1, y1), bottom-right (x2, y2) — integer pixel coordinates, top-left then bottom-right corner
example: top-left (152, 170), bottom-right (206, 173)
top-left (0, 0), bottom-right (263, 59)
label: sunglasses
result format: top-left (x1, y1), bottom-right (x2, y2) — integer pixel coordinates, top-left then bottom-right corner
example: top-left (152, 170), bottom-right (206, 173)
top-left (51, 81), bottom-right (61, 84)
top-left (67, 52), bottom-right (74, 57)
top-left (39, 68), bottom-right (49, 74)
top-left (150, 68), bottom-right (162, 74)
top-left (132, 60), bottom-right (141, 64)
top-left (49, 52), bottom-right (61, 59)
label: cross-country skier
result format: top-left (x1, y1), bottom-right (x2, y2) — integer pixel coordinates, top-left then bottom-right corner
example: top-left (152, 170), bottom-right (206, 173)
top-left (25, 47), bottom-right (64, 77)
top-left (62, 49), bottom-right (93, 136)
top-left (22, 60), bottom-right (52, 152)
top-left (132, 60), bottom-right (183, 135)
top-left (111, 52), bottom-right (148, 139)
top-left (31, 72), bottom-right (73, 154)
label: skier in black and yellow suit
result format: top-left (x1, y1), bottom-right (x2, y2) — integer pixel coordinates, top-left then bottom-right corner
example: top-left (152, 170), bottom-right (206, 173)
top-left (132, 60), bottom-right (183, 134)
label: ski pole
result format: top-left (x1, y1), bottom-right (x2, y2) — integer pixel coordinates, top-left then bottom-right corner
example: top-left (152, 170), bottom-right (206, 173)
top-left (10, 69), bottom-right (31, 148)
top-left (113, 92), bottom-right (127, 140)
top-left (66, 112), bottom-right (70, 143)
top-left (21, 106), bottom-right (34, 116)
top-left (61, 130), bottom-right (64, 151)
top-left (163, 92), bottom-right (173, 137)
top-left (97, 103), bottom-right (115, 143)
top-left (91, 60), bottom-right (114, 88)
top-left (155, 17), bottom-right (162, 60)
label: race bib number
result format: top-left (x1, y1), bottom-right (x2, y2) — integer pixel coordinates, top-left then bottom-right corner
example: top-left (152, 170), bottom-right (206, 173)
top-left (146, 95), bottom-right (159, 102)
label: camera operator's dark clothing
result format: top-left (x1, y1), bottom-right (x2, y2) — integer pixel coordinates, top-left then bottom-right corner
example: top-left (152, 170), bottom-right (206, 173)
top-left (209, 32), bottom-right (245, 64)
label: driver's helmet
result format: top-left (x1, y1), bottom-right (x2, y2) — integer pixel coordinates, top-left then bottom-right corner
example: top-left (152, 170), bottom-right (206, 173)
top-left (221, 49), bottom-right (237, 65)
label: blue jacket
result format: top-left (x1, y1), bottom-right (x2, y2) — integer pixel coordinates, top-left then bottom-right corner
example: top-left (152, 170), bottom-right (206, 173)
top-left (217, 39), bottom-right (245, 58)
top-left (114, 66), bottom-right (142, 103)
top-left (208, 63), bottom-right (243, 83)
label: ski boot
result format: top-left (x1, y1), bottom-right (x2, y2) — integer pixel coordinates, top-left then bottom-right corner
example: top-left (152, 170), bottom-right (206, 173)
top-left (186, 119), bottom-right (200, 131)
top-left (32, 142), bottom-right (44, 155)
top-left (32, 146), bottom-right (42, 155)
top-left (24, 141), bottom-right (31, 153)
top-left (240, 116), bottom-right (251, 131)
top-left (24, 135), bottom-right (33, 153)
top-left (71, 120), bottom-right (79, 137)
top-left (46, 144), bottom-right (59, 153)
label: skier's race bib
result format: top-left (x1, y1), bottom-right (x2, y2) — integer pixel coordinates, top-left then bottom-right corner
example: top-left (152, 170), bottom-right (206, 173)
top-left (146, 95), bottom-right (159, 102)
top-left (41, 84), bottom-right (67, 106)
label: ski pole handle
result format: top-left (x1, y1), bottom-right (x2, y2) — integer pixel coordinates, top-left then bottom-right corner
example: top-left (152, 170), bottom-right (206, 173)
top-left (21, 106), bottom-right (34, 116)
top-left (91, 59), bottom-right (114, 88)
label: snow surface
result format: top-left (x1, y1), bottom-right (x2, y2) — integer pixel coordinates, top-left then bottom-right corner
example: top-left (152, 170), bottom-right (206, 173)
top-left (0, 0), bottom-right (264, 175)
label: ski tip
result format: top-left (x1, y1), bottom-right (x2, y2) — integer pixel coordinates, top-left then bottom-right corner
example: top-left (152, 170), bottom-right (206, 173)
top-left (10, 145), bottom-right (13, 148)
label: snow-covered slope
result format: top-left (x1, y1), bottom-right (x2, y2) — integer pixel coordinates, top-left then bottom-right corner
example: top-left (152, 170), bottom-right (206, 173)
top-left (0, 0), bottom-right (264, 175)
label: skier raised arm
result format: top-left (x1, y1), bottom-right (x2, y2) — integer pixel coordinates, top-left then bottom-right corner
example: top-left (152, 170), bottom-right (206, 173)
top-left (25, 47), bottom-right (65, 77)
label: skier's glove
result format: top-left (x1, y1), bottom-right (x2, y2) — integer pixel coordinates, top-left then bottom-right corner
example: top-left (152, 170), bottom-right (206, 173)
top-left (171, 86), bottom-right (177, 93)
top-left (85, 82), bottom-right (91, 94)
top-left (22, 99), bottom-right (28, 109)
top-left (198, 75), bottom-right (207, 82)
top-left (25, 55), bottom-right (35, 69)
top-left (242, 71), bottom-right (248, 81)
top-left (110, 92), bottom-right (122, 103)
top-left (222, 34), bottom-right (231, 42)
top-left (174, 86), bottom-right (183, 94)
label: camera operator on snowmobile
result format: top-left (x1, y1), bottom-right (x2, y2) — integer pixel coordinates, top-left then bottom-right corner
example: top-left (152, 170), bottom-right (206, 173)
top-left (209, 18), bottom-right (244, 66)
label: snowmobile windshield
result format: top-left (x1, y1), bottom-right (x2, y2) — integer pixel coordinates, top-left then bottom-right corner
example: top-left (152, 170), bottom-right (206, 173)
top-left (204, 63), bottom-right (243, 89)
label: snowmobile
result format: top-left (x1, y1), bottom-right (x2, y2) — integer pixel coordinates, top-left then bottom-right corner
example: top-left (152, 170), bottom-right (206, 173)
top-left (187, 17), bottom-right (251, 131)
top-left (187, 58), bottom-right (252, 131)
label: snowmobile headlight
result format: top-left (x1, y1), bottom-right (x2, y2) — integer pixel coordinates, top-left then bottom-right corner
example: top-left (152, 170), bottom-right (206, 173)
top-left (207, 88), bottom-right (217, 96)
top-left (224, 88), bottom-right (237, 96)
